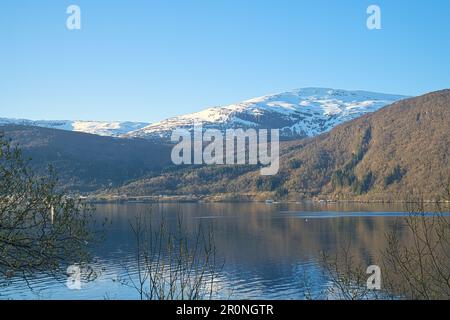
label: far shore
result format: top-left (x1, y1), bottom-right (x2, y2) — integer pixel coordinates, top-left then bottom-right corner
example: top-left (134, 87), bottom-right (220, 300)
top-left (81, 194), bottom-right (450, 205)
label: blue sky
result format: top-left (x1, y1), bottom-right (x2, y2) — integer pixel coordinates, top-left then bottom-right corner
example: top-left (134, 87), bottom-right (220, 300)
top-left (1, 0), bottom-right (449, 122)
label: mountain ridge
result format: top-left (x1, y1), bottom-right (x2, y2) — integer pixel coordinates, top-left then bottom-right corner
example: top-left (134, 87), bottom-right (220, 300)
top-left (1, 87), bottom-right (407, 140)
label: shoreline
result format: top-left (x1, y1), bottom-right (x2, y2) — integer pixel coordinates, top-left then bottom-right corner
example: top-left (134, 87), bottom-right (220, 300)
top-left (82, 195), bottom-right (450, 205)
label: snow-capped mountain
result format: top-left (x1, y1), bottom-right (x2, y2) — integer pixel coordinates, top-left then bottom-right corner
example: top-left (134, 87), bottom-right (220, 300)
top-left (1, 88), bottom-right (408, 140)
top-left (125, 88), bottom-right (408, 140)
top-left (0, 118), bottom-right (149, 137)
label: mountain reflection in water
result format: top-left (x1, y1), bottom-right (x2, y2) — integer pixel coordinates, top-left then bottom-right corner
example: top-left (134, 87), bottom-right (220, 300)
top-left (1, 202), bottom-right (439, 300)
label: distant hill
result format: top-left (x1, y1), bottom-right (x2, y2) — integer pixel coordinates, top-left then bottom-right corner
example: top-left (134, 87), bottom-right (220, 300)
top-left (1, 125), bottom-right (172, 192)
top-left (108, 90), bottom-right (450, 202)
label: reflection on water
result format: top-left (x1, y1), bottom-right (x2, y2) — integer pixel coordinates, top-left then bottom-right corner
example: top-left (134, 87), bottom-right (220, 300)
top-left (0, 202), bottom-right (433, 299)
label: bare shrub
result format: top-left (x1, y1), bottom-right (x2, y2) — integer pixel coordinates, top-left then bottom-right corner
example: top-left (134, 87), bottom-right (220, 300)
top-left (122, 210), bottom-right (222, 300)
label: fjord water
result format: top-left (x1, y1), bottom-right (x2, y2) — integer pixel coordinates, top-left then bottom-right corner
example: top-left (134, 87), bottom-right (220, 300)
top-left (0, 202), bottom-right (430, 299)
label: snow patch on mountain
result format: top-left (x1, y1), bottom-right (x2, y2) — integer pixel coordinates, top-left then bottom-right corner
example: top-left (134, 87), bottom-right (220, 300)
top-left (0, 118), bottom-right (149, 137)
top-left (126, 88), bottom-right (408, 139)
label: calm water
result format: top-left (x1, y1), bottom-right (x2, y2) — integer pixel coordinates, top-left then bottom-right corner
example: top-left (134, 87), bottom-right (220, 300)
top-left (0, 202), bottom-right (439, 300)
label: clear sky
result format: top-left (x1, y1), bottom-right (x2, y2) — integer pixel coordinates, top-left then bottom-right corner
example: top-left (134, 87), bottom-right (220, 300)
top-left (1, 0), bottom-right (449, 122)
